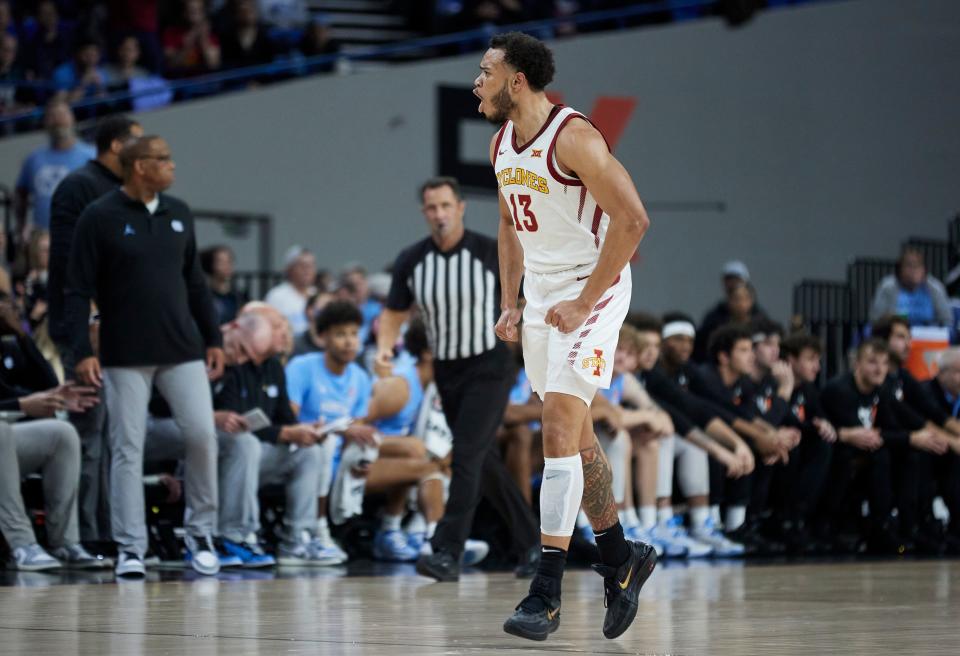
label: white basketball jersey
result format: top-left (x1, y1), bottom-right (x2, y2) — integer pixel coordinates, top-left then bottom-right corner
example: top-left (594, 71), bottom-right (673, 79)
top-left (494, 105), bottom-right (610, 275)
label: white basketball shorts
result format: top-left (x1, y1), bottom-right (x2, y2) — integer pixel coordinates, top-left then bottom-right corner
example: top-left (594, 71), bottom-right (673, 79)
top-left (521, 263), bottom-right (631, 405)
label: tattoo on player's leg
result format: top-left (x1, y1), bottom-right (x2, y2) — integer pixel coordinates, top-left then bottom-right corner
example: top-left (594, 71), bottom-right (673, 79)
top-left (580, 437), bottom-right (619, 531)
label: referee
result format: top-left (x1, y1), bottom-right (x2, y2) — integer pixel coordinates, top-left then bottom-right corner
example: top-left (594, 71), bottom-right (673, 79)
top-left (376, 176), bottom-right (539, 582)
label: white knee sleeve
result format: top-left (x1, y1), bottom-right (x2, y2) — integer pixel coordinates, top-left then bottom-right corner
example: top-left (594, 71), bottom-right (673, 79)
top-left (656, 434), bottom-right (676, 499)
top-left (600, 429), bottom-right (630, 506)
top-left (675, 437), bottom-right (710, 497)
top-left (540, 454), bottom-right (584, 537)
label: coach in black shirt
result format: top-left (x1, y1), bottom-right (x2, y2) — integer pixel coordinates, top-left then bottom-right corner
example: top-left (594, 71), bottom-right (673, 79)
top-left (376, 176), bottom-right (538, 582)
top-left (48, 114), bottom-right (141, 547)
top-left (64, 136), bottom-right (225, 578)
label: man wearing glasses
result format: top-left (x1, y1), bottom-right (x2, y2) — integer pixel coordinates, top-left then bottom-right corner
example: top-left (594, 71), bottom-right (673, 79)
top-left (64, 136), bottom-right (226, 578)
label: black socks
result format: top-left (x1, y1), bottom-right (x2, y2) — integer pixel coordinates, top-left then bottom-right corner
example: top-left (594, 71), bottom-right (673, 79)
top-left (526, 546), bottom-right (567, 607)
top-left (595, 521), bottom-right (630, 568)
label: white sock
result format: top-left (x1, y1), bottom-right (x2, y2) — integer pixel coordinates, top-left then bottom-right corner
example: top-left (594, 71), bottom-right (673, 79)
top-left (710, 504), bottom-right (722, 526)
top-left (690, 506), bottom-right (710, 530)
top-left (657, 506), bottom-right (673, 526)
top-left (316, 517), bottom-right (328, 533)
top-left (621, 507), bottom-right (640, 529)
top-left (405, 512), bottom-right (426, 535)
top-left (639, 506), bottom-right (657, 530)
top-left (726, 505), bottom-right (747, 531)
top-left (382, 514), bottom-right (402, 532)
top-left (426, 522), bottom-right (438, 539)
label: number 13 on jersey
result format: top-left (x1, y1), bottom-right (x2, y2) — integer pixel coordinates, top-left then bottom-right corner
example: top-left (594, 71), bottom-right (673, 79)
top-left (509, 194), bottom-right (539, 232)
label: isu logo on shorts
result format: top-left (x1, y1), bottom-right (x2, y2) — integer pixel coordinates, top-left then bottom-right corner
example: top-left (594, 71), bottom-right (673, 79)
top-left (582, 349), bottom-right (606, 377)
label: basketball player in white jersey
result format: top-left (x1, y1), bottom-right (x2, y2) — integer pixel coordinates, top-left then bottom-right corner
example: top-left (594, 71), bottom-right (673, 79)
top-left (475, 32), bottom-right (656, 641)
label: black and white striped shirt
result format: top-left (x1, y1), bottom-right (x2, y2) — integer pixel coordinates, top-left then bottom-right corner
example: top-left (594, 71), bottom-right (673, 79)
top-left (386, 230), bottom-right (500, 361)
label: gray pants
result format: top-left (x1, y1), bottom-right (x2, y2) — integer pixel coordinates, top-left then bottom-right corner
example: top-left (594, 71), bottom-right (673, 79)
top-left (220, 439), bottom-right (322, 544)
top-left (105, 360), bottom-right (217, 557)
top-left (657, 434), bottom-right (710, 499)
top-left (0, 420), bottom-right (81, 550)
top-left (145, 421), bottom-right (321, 544)
top-left (57, 339), bottom-right (111, 544)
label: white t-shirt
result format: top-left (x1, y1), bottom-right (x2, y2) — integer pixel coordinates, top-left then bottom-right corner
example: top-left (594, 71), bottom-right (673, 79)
top-left (264, 281), bottom-right (312, 335)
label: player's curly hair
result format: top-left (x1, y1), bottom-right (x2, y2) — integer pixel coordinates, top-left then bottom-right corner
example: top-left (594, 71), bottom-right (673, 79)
top-left (315, 300), bottom-right (362, 334)
top-left (489, 32), bottom-right (555, 92)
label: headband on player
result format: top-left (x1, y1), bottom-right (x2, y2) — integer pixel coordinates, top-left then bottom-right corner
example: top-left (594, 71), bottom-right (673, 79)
top-left (662, 321), bottom-right (696, 340)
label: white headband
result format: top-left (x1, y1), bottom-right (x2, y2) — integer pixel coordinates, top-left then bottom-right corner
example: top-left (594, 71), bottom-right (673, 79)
top-left (662, 321), bottom-right (696, 340)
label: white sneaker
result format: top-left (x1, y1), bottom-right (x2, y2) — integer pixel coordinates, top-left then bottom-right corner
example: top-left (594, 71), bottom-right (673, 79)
top-left (51, 544), bottom-right (113, 569)
top-left (462, 539), bottom-right (490, 567)
top-left (314, 523), bottom-right (348, 563)
top-left (183, 534), bottom-right (221, 576)
top-left (9, 544), bottom-right (60, 571)
top-left (115, 551), bottom-right (146, 578)
top-left (691, 518), bottom-right (745, 557)
top-left (625, 525), bottom-right (664, 558)
top-left (657, 516), bottom-right (713, 558)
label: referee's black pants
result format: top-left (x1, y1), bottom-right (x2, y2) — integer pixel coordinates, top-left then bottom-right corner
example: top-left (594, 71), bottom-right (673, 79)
top-left (431, 346), bottom-right (539, 560)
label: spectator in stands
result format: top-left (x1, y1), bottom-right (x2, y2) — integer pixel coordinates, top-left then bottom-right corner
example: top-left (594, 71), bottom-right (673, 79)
top-left (107, 0), bottom-right (162, 74)
top-left (163, 0), bottom-right (221, 78)
top-left (21, 1), bottom-right (73, 86)
top-left (0, 1), bottom-right (13, 37)
top-left (220, 0), bottom-right (276, 70)
top-left (339, 263), bottom-right (382, 346)
top-left (48, 114), bottom-right (141, 549)
top-left (819, 339), bottom-right (942, 554)
top-left (0, 299), bottom-right (104, 571)
top-left (52, 37), bottom-right (109, 102)
top-left (258, 0), bottom-right (309, 29)
top-left (105, 35), bottom-right (151, 88)
top-left (265, 245), bottom-right (316, 336)
top-left (296, 14), bottom-right (341, 73)
top-left (693, 261), bottom-right (765, 362)
top-left (286, 301), bottom-right (379, 564)
top-left (15, 100), bottom-right (95, 235)
top-left (291, 289), bottom-right (334, 356)
top-left (0, 34), bottom-right (31, 117)
top-left (65, 135), bottom-right (226, 578)
top-left (869, 246), bottom-right (952, 327)
top-left (242, 300), bottom-right (293, 357)
top-left (200, 244), bottom-right (248, 324)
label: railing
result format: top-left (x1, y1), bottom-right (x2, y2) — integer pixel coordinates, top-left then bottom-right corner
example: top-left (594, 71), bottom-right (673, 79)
top-left (792, 279), bottom-right (851, 380)
top-left (847, 257), bottom-right (896, 329)
top-left (0, 0), bottom-right (844, 136)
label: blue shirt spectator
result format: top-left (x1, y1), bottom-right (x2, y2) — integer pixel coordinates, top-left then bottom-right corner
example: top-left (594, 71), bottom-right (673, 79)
top-left (373, 352), bottom-right (422, 436)
top-left (15, 101), bottom-right (94, 230)
top-left (285, 351), bottom-right (372, 425)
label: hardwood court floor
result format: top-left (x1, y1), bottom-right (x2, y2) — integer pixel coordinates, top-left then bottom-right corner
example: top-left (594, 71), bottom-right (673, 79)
top-left (0, 560), bottom-right (957, 655)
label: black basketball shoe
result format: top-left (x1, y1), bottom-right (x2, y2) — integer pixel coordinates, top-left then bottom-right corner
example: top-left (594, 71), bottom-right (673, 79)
top-left (591, 540), bottom-right (657, 639)
top-left (415, 551), bottom-right (460, 582)
top-left (503, 577), bottom-right (561, 641)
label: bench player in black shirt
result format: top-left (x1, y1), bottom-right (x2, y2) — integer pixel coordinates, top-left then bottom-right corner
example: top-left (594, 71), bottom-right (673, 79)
top-left (776, 334), bottom-right (836, 552)
top-left (819, 339), bottom-right (944, 553)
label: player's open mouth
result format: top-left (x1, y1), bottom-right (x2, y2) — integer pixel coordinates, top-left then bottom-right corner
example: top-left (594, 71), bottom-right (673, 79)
top-left (473, 88), bottom-right (483, 112)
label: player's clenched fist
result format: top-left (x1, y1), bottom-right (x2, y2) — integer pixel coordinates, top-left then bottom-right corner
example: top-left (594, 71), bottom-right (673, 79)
top-left (545, 298), bottom-right (590, 334)
top-left (495, 307), bottom-right (522, 342)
